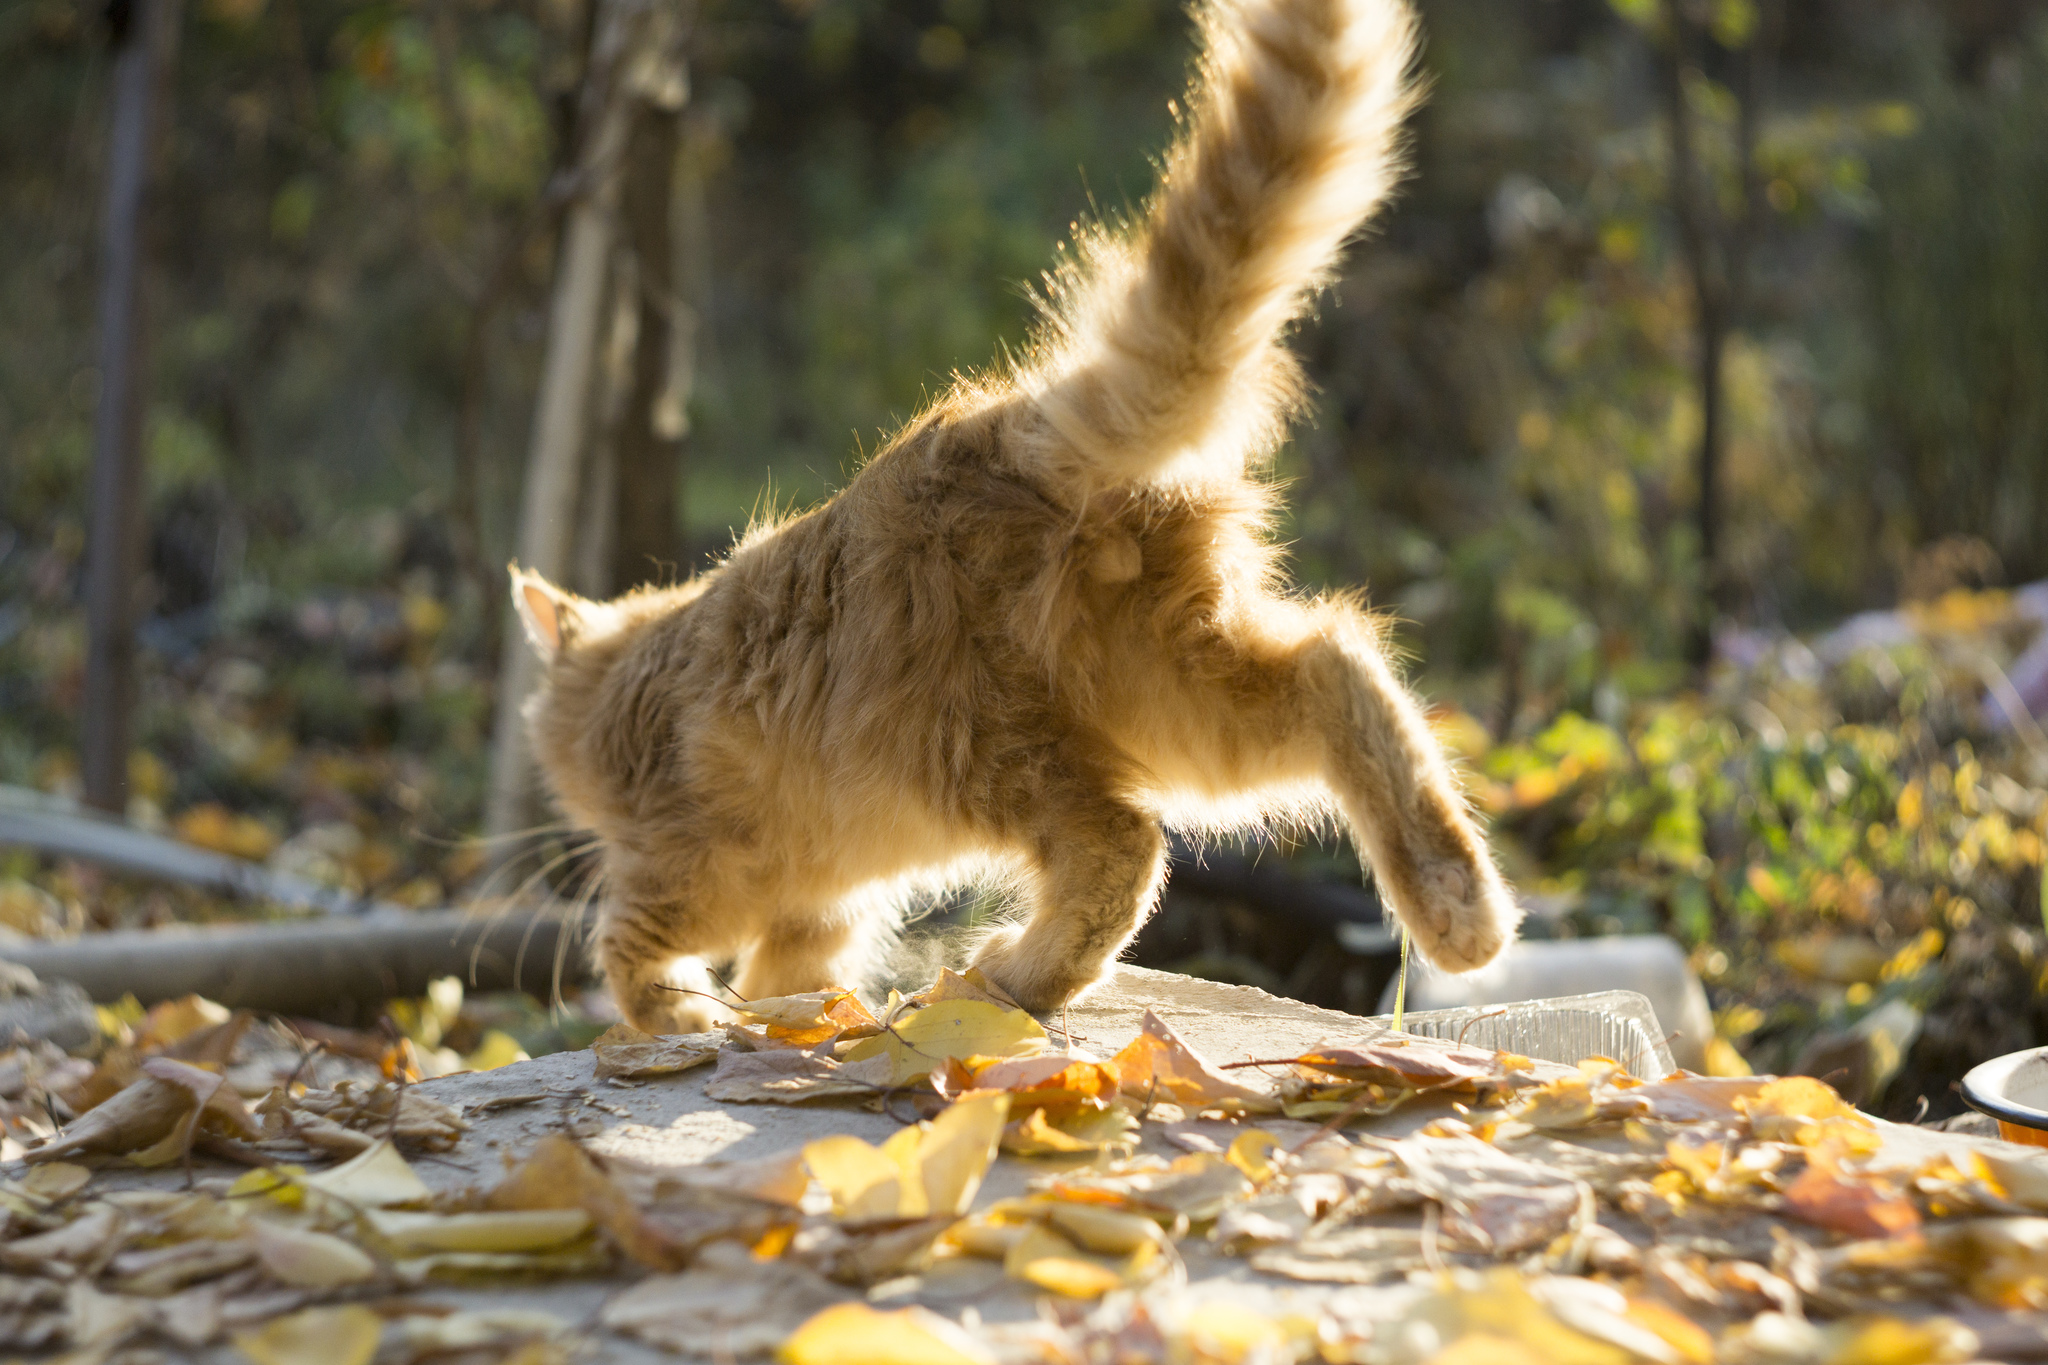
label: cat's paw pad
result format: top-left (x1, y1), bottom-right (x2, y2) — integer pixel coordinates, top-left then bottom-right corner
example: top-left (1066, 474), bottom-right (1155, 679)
top-left (1396, 860), bottom-right (1519, 974)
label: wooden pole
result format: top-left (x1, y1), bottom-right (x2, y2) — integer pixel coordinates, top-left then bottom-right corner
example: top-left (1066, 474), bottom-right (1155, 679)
top-left (82, 0), bottom-right (182, 813)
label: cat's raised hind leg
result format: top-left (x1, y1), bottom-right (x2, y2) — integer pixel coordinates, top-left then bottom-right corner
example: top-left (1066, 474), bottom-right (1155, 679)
top-left (1285, 605), bottom-right (1518, 971)
top-left (970, 753), bottom-right (1166, 1013)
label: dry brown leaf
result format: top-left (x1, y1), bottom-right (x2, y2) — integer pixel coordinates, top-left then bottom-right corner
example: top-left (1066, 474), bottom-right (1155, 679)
top-left (246, 1216), bottom-right (379, 1289)
top-left (1379, 1133), bottom-right (1591, 1255)
top-left (589, 1024), bottom-right (721, 1080)
top-left (601, 1242), bottom-right (851, 1358)
top-left (1781, 1146), bottom-right (1920, 1241)
top-left (1108, 1010), bottom-right (1276, 1114)
top-left (704, 1046), bottom-right (896, 1103)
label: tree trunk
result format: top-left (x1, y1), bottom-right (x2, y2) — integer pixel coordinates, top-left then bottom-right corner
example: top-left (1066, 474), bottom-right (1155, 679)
top-left (481, 0), bottom-right (645, 854)
top-left (82, 0), bottom-right (182, 813)
top-left (610, 98), bottom-right (688, 592)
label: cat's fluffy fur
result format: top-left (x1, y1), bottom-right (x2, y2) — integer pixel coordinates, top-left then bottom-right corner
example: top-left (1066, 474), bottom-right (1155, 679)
top-left (512, 0), bottom-right (1519, 1032)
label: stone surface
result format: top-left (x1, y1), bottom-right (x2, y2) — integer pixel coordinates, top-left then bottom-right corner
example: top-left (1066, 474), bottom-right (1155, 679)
top-left (52, 965), bottom-right (2046, 1361)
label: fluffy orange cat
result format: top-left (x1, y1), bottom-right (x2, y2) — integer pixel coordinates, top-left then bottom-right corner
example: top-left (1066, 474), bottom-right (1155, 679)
top-left (511, 0), bottom-right (1518, 1033)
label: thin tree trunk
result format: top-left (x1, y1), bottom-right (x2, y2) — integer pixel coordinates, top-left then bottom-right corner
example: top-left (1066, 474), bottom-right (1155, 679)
top-left (1658, 1), bottom-right (1777, 673)
top-left (610, 98), bottom-right (688, 592)
top-left (82, 0), bottom-right (182, 814)
top-left (482, 0), bottom-right (645, 854)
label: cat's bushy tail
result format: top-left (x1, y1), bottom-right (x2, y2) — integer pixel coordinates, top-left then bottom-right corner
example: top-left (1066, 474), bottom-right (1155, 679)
top-left (1017, 0), bottom-right (1419, 491)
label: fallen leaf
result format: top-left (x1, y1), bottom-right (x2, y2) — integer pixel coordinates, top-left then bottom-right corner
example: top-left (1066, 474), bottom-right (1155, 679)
top-left (1001, 1105), bottom-right (1138, 1156)
top-left (842, 1000), bottom-right (1046, 1086)
top-left (804, 1092), bottom-right (1009, 1222)
top-left (134, 994), bottom-right (232, 1052)
top-left (108, 1237), bottom-right (255, 1296)
top-left (392, 1308), bottom-right (569, 1356)
top-left (1108, 1011), bottom-right (1276, 1114)
top-left (300, 1138), bottom-right (432, 1210)
top-left (1782, 1148), bottom-right (1920, 1241)
top-left (603, 1242), bottom-right (851, 1358)
top-left (778, 1301), bottom-right (995, 1365)
top-left (590, 1024), bottom-right (721, 1080)
top-left (936, 1052), bottom-right (1121, 1117)
top-left (1041, 1151), bottom-right (1253, 1221)
top-left (1931, 1217), bottom-right (2048, 1309)
top-left (231, 1303), bottom-right (382, 1365)
top-left (486, 1134), bottom-right (679, 1268)
top-left (704, 1047), bottom-right (896, 1104)
top-left (1293, 1036), bottom-right (1526, 1093)
top-left (20, 1162), bottom-right (92, 1202)
top-left (246, 1217), bottom-right (379, 1289)
top-left (28, 1075), bottom-right (197, 1164)
top-left (0, 1201), bottom-right (127, 1271)
top-left (731, 990), bottom-right (883, 1049)
top-left (1378, 1134), bottom-right (1591, 1255)
top-left (1039, 1200), bottom-right (1166, 1254)
top-left (1738, 1075), bottom-right (1869, 1144)
top-left (1003, 1222), bottom-right (1127, 1299)
top-left (914, 968), bottom-right (1022, 1011)
top-left (368, 1208), bottom-right (593, 1254)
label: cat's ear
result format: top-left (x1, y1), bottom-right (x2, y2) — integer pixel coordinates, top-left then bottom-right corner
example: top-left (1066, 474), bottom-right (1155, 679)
top-left (510, 566), bottom-right (578, 662)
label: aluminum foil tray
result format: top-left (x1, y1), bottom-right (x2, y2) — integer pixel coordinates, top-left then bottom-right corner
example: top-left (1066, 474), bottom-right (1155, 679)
top-left (1368, 989), bottom-right (1678, 1078)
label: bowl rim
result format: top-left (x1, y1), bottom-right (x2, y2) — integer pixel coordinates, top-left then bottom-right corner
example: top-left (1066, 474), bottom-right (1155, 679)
top-left (1961, 1045), bottom-right (2048, 1131)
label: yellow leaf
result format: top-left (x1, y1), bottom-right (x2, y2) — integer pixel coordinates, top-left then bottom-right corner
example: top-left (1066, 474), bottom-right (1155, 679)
top-left (230, 1165), bottom-right (306, 1207)
top-left (301, 1138), bottom-right (431, 1209)
top-left (1226, 1130), bottom-right (1281, 1185)
top-left (1003, 1222), bottom-right (1123, 1299)
top-left (1740, 1075), bottom-right (1870, 1144)
top-left (778, 1303), bottom-right (994, 1365)
top-left (1624, 1299), bottom-right (1715, 1365)
top-left (368, 1208), bottom-right (593, 1254)
top-left (464, 1030), bottom-right (529, 1072)
top-left (1180, 1302), bottom-right (1290, 1364)
top-left (1826, 1315), bottom-right (1978, 1365)
top-left (233, 1305), bottom-right (382, 1365)
top-left (915, 1092), bottom-right (1010, 1216)
top-left (1426, 1336), bottom-right (1548, 1365)
top-left (1039, 1201), bottom-right (1164, 1255)
top-left (805, 1135), bottom-right (913, 1222)
top-left (1000, 1105), bottom-right (1136, 1156)
top-left (842, 999), bottom-right (1046, 1085)
top-left (805, 1092), bottom-right (1011, 1223)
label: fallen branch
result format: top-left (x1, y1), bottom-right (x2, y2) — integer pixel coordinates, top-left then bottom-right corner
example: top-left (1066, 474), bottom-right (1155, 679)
top-left (0, 785), bottom-right (396, 917)
top-left (0, 908), bottom-right (592, 1011)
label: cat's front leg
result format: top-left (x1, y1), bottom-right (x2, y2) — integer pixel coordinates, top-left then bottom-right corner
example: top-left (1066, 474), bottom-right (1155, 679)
top-left (970, 790), bottom-right (1166, 1013)
top-left (597, 899), bottom-right (738, 1035)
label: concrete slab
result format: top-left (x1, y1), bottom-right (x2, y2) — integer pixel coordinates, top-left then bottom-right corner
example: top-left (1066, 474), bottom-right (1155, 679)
top-left (43, 966), bottom-right (2044, 1361)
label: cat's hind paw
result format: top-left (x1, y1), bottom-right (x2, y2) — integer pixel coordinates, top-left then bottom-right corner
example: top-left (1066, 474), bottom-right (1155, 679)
top-left (1389, 858), bottom-right (1520, 974)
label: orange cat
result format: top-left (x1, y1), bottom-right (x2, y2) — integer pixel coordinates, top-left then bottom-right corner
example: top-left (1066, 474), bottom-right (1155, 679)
top-left (512, 0), bottom-right (1518, 1032)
